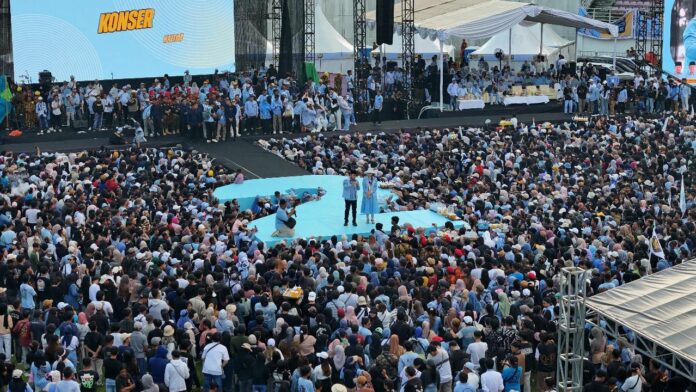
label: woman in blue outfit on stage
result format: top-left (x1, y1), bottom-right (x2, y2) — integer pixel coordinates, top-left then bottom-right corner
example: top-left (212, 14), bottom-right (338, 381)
top-left (361, 168), bottom-right (379, 224)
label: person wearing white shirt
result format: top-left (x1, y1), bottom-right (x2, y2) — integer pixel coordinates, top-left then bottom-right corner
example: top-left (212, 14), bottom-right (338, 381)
top-left (164, 350), bottom-right (190, 392)
top-left (466, 331), bottom-right (488, 369)
top-left (447, 81), bottom-right (459, 110)
top-left (462, 363), bottom-right (480, 390)
top-left (621, 363), bottom-right (646, 392)
top-left (480, 359), bottom-right (504, 392)
top-left (201, 334), bottom-right (229, 392)
top-left (88, 278), bottom-right (101, 302)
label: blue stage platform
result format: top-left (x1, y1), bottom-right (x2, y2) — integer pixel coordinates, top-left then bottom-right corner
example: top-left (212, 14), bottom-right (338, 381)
top-left (213, 175), bottom-right (461, 245)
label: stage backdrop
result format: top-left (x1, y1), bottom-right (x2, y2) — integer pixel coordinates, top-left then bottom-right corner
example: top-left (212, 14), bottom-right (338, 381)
top-left (10, 0), bottom-right (235, 82)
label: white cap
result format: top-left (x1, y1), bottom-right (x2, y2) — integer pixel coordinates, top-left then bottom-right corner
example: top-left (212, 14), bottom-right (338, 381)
top-left (308, 292), bottom-right (317, 301)
top-left (337, 285), bottom-right (345, 293)
top-left (522, 288), bottom-right (531, 297)
top-left (463, 316), bottom-right (473, 325)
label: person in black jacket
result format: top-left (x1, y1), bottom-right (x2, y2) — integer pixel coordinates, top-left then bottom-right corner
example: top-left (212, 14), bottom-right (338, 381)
top-left (235, 343), bottom-right (255, 391)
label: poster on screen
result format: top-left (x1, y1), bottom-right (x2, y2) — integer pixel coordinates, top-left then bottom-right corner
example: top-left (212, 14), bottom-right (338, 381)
top-left (10, 0), bottom-right (236, 82)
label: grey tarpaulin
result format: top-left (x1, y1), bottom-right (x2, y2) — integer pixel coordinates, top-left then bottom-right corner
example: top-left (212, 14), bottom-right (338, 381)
top-left (586, 260), bottom-right (696, 369)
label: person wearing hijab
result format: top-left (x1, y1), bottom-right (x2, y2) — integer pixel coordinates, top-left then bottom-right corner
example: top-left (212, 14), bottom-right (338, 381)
top-left (141, 374), bottom-right (159, 392)
top-left (496, 292), bottom-right (511, 320)
top-left (333, 344), bottom-right (347, 372)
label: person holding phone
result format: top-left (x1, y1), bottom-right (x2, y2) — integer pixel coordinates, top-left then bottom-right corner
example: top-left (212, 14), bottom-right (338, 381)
top-left (343, 171), bottom-right (360, 226)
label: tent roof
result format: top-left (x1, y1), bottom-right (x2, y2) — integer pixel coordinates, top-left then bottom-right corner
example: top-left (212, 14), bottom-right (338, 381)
top-left (586, 260), bottom-right (696, 366)
top-left (316, 3), bottom-right (353, 59)
top-left (367, 0), bottom-right (618, 40)
top-left (371, 32), bottom-right (455, 56)
top-left (471, 24), bottom-right (571, 58)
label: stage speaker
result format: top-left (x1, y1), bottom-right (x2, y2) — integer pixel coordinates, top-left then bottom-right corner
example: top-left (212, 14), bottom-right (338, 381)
top-left (376, 0), bottom-right (394, 45)
top-left (278, 0), bottom-right (292, 76)
top-left (568, 61), bottom-right (577, 76)
top-left (39, 70), bottom-right (52, 85)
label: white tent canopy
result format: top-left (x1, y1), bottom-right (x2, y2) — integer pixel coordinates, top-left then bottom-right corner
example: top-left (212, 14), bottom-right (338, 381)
top-left (470, 24), bottom-right (572, 63)
top-left (366, 0), bottom-right (618, 40)
top-left (586, 260), bottom-right (696, 381)
top-left (371, 32), bottom-right (455, 60)
top-left (316, 3), bottom-right (353, 60)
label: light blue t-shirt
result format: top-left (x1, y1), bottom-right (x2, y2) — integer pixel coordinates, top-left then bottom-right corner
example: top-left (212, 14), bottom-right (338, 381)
top-left (20, 283), bottom-right (37, 310)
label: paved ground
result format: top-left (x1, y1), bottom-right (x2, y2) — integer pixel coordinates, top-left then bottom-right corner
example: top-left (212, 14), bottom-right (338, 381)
top-left (2, 109), bottom-right (573, 178)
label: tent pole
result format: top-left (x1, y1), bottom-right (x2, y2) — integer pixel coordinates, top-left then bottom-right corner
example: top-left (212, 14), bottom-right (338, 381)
top-left (612, 37), bottom-right (617, 69)
top-left (439, 37), bottom-right (444, 112)
top-left (574, 28), bottom-right (578, 61)
top-left (540, 24), bottom-right (544, 59)
top-left (508, 28), bottom-right (512, 67)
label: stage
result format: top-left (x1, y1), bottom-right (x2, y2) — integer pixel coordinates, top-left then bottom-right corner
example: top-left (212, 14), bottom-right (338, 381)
top-left (213, 175), bottom-right (464, 245)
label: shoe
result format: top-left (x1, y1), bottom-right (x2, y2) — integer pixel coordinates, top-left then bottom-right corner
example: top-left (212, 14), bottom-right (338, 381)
top-left (352, 222), bottom-right (357, 226)
top-left (37, 131), bottom-right (43, 135)
top-left (58, 128), bottom-right (62, 132)
top-left (273, 131), bottom-right (277, 135)
top-left (88, 127), bottom-right (92, 131)
top-left (211, 139), bottom-right (218, 143)
top-left (206, 140), bottom-right (210, 143)
top-left (344, 222), bottom-right (348, 227)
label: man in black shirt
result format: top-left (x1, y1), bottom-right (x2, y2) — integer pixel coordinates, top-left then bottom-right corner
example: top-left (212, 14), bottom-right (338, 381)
top-left (78, 357), bottom-right (100, 392)
top-left (391, 311), bottom-right (413, 345)
top-left (583, 369), bottom-right (610, 392)
top-left (103, 347), bottom-right (121, 392)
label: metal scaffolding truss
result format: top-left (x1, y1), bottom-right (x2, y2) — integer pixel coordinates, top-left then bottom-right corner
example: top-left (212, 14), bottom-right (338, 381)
top-left (649, 0), bottom-right (663, 71)
top-left (557, 267), bottom-right (587, 392)
top-left (401, 0), bottom-right (415, 102)
top-left (585, 310), bottom-right (696, 382)
top-left (353, 0), bottom-right (367, 110)
top-left (634, 0), bottom-right (664, 73)
top-left (270, 0), bottom-right (282, 67)
top-left (304, 0), bottom-right (316, 63)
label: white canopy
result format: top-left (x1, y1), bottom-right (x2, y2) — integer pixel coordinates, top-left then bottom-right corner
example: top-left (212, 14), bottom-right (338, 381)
top-left (586, 260), bottom-right (696, 380)
top-left (367, 0), bottom-right (618, 39)
top-left (316, 2), bottom-right (353, 60)
top-left (371, 33), bottom-right (455, 60)
top-left (470, 24), bottom-right (572, 62)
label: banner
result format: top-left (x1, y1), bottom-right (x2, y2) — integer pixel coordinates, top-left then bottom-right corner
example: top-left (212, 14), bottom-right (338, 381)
top-left (578, 8), bottom-right (635, 39)
top-left (0, 75), bottom-right (11, 125)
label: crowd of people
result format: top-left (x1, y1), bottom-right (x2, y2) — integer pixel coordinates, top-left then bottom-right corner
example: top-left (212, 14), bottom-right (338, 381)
top-left (0, 102), bottom-right (691, 392)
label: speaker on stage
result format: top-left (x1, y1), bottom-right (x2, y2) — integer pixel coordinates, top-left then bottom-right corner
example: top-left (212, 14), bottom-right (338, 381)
top-left (279, 0), bottom-right (292, 76)
top-left (376, 0), bottom-right (394, 45)
top-left (568, 61), bottom-right (577, 76)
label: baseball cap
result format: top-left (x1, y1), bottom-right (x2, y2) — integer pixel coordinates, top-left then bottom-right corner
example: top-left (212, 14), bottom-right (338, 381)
top-left (308, 292), bottom-right (317, 301)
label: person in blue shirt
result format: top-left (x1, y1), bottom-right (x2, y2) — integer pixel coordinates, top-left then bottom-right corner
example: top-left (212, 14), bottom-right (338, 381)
top-left (501, 356), bottom-right (522, 392)
top-left (243, 95), bottom-right (259, 134)
top-left (343, 171), bottom-right (360, 226)
top-left (20, 275), bottom-right (37, 309)
top-left (271, 94), bottom-right (283, 134)
top-left (372, 90), bottom-right (383, 126)
top-left (301, 102), bottom-right (317, 133)
top-left (259, 96), bottom-right (272, 134)
top-left (684, 18), bottom-right (696, 68)
top-left (272, 199), bottom-right (295, 237)
top-left (361, 168), bottom-right (379, 224)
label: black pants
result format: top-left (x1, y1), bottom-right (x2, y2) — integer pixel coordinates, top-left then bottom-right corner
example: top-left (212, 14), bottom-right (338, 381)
top-left (372, 109), bottom-right (381, 125)
top-left (244, 116), bottom-right (259, 133)
top-left (344, 200), bottom-right (357, 224)
top-left (261, 118), bottom-right (272, 134)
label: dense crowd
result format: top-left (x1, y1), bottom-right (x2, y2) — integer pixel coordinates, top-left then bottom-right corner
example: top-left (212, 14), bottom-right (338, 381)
top-left (0, 102), bottom-right (694, 392)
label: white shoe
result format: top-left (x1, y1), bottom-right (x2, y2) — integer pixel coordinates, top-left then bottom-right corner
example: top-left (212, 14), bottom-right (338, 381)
top-left (211, 139), bottom-right (218, 143)
top-left (88, 127), bottom-right (92, 131)
top-left (273, 131), bottom-right (277, 135)
top-left (206, 140), bottom-right (210, 143)
top-left (58, 128), bottom-right (62, 132)
top-left (37, 131), bottom-right (43, 135)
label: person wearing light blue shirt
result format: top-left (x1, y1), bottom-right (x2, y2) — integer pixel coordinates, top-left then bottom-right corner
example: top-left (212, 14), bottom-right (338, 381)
top-left (259, 96), bottom-right (272, 134)
top-left (243, 96), bottom-right (259, 134)
top-left (301, 103), bottom-right (316, 132)
top-left (343, 171), bottom-right (360, 226)
top-left (683, 18), bottom-right (696, 67)
top-left (617, 85), bottom-right (628, 114)
top-left (372, 91), bottom-right (383, 126)
top-left (20, 278), bottom-right (37, 309)
top-left (272, 199), bottom-right (294, 237)
top-left (271, 96), bottom-right (283, 134)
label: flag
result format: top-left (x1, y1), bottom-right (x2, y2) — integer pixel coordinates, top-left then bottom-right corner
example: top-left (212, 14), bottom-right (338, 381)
top-left (680, 175), bottom-right (687, 215)
top-left (662, 116), bottom-right (669, 133)
top-left (649, 226), bottom-right (665, 260)
top-left (0, 75), bottom-right (12, 125)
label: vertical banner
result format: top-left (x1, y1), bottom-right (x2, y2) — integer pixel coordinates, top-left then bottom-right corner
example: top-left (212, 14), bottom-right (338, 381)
top-left (376, 0), bottom-right (395, 45)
